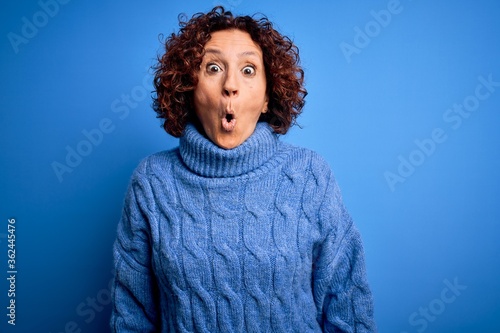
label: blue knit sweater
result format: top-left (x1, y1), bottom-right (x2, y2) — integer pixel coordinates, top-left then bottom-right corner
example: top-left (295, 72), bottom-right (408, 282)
top-left (111, 122), bottom-right (376, 332)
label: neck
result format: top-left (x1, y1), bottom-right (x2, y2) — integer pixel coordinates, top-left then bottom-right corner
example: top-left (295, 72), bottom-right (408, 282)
top-left (179, 122), bottom-right (278, 178)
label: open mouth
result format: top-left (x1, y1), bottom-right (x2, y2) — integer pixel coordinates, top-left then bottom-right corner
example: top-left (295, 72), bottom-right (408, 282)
top-left (222, 112), bottom-right (236, 132)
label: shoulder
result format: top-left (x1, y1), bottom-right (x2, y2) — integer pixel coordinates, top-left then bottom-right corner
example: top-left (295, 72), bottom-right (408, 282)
top-left (279, 141), bottom-right (334, 181)
top-left (130, 148), bottom-right (180, 182)
top-left (278, 142), bottom-right (348, 232)
top-left (276, 142), bottom-right (340, 209)
top-left (122, 149), bottom-right (181, 211)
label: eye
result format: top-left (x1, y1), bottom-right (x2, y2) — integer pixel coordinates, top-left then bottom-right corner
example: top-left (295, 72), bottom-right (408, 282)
top-left (242, 65), bottom-right (255, 76)
top-left (207, 63), bottom-right (222, 73)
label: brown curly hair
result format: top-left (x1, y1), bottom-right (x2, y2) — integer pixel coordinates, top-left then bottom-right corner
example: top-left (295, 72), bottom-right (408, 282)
top-left (152, 6), bottom-right (307, 137)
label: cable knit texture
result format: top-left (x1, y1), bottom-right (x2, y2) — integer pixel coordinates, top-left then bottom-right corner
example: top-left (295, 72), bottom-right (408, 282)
top-left (111, 122), bottom-right (377, 332)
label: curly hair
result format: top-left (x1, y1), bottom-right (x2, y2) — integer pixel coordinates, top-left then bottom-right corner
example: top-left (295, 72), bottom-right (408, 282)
top-left (152, 6), bottom-right (307, 137)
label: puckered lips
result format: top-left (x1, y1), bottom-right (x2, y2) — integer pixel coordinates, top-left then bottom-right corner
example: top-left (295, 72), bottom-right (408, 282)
top-left (221, 108), bottom-right (236, 132)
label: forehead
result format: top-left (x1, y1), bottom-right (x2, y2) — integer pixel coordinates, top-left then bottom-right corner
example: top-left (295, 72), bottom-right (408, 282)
top-left (204, 29), bottom-right (263, 57)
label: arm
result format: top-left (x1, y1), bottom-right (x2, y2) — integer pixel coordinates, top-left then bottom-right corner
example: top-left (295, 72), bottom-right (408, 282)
top-left (313, 173), bottom-right (376, 333)
top-left (110, 175), bottom-right (160, 332)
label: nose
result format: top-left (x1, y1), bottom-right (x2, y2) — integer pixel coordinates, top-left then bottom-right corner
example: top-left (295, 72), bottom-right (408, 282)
top-left (222, 69), bottom-right (238, 97)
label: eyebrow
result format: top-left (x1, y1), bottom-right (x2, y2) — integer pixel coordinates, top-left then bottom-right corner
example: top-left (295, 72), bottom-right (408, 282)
top-left (205, 48), bottom-right (260, 58)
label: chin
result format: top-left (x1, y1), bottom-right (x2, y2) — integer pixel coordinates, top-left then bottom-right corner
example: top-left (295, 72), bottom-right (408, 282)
top-left (216, 141), bottom-right (240, 150)
top-left (214, 135), bottom-right (242, 150)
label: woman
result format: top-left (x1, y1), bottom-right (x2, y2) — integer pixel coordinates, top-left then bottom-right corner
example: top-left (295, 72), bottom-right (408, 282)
top-left (111, 6), bottom-right (376, 332)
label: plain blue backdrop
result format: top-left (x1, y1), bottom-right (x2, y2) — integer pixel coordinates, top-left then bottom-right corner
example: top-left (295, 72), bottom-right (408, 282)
top-left (1, 0), bottom-right (500, 332)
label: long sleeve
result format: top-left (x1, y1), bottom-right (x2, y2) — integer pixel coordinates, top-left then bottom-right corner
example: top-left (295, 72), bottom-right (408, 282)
top-left (109, 124), bottom-right (376, 331)
top-left (110, 175), bottom-right (160, 332)
top-left (313, 172), bottom-right (376, 332)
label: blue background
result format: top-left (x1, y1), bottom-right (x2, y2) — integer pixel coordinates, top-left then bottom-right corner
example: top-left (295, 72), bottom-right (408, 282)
top-left (1, 0), bottom-right (499, 332)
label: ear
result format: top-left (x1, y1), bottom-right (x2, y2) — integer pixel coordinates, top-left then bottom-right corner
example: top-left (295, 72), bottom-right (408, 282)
top-left (262, 96), bottom-right (269, 113)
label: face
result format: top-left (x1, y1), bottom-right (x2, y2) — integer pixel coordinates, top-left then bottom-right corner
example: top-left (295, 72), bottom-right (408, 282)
top-left (193, 29), bottom-right (268, 149)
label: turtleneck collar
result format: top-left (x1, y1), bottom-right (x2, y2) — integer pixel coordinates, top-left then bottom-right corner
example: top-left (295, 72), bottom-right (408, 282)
top-left (179, 122), bottom-right (278, 178)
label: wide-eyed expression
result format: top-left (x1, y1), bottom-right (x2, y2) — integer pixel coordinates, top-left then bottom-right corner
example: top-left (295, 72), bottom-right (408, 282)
top-left (193, 29), bottom-right (268, 149)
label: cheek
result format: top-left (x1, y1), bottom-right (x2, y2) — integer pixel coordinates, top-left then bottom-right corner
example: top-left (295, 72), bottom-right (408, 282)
top-left (252, 81), bottom-right (268, 107)
top-left (193, 86), bottom-right (210, 110)
top-left (254, 76), bottom-right (267, 98)
top-left (194, 79), bottom-right (218, 106)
